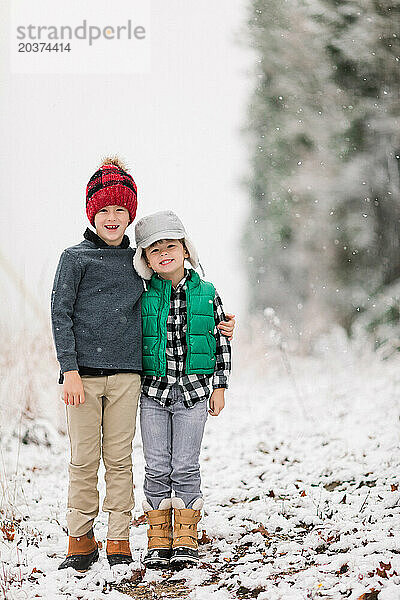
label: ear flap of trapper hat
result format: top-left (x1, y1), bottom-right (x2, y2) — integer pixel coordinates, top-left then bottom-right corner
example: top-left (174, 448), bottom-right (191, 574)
top-left (184, 236), bottom-right (199, 270)
top-left (133, 246), bottom-right (153, 280)
top-left (133, 236), bottom-right (199, 280)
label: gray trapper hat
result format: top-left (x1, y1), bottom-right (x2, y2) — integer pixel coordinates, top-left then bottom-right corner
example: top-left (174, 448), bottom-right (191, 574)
top-left (133, 210), bottom-right (199, 280)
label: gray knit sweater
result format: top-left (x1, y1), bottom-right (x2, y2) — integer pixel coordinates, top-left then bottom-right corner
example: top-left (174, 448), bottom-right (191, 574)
top-left (51, 229), bottom-right (144, 374)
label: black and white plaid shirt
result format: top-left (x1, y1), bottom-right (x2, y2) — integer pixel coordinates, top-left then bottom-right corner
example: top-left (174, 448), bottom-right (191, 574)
top-left (141, 270), bottom-right (231, 407)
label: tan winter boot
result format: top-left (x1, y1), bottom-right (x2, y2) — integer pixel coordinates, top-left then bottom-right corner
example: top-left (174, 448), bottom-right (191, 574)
top-left (106, 539), bottom-right (133, 566)
top-left (58, 528), bottom-right (99, 572)
top-left (170, 497), bottom-right (203, 567)
top-left (143, 498), bottom-right (173, 568)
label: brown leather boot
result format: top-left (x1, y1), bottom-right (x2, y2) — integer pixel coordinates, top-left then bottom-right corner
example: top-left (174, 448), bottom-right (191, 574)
top-left (143, 499), bottom-right (173, 568)
top-left (58, 528), bottom-right (99, 571)
top-left (170, 498), bottom-right (203, 567)
top-left (106, 539), bottom-right (133, 566)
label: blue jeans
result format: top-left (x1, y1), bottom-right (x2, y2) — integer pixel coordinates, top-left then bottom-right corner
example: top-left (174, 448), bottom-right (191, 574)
top-left (140, 386), bottom-right (208, 510)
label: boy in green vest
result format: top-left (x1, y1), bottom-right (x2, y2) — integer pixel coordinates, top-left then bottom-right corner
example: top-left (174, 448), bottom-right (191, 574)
top-left (133, 210), bottom-right (232, 569)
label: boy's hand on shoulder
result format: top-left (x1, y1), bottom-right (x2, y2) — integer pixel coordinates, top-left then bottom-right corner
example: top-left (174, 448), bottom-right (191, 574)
top-left (209, 388), bottom-right (225, 416)
top-left (218, 313), bottom-right (236, 341)
top-left (63, 371), bottom-right (85, 406)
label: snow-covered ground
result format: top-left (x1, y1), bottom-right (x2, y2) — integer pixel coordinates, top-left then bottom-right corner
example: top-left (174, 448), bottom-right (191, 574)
top-left (1, 346), bottom-right (400, 599)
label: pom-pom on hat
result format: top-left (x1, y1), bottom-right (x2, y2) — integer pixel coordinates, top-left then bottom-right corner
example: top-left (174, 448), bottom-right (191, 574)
top-left (133, 210), bottom-right (199, 280)
top-left (86, 156), bottom-right (137, 226)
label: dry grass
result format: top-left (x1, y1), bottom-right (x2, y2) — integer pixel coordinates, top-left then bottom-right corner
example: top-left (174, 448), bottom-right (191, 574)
top-left (0, 320), bottom-right (64, 442)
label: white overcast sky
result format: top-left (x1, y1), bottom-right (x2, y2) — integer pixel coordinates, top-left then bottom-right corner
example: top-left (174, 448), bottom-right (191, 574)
top-left (0, 1), bottom-right (254, 326)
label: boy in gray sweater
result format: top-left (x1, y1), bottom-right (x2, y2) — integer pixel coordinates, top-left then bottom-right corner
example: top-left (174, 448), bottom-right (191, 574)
top-left (51, 157), bottom-right (143, 570)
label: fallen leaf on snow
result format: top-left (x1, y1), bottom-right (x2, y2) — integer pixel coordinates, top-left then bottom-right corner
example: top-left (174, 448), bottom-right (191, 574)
top-left (357, 591), bottom-right (379, 600)
top-left (324, 481), bottom-right (342, 491)
top-left (129, 568), bottom-right (146, 582)
top-left (337, 563), bottom-right (349, 574)
top-left (376, 568), bottom-right (388, 579)
top-left (251, 525), bottom-right (270, 537)
top-left (0, 522), bottom-right (15, 541)
top-left (198, 530), bottom-right (212, 544)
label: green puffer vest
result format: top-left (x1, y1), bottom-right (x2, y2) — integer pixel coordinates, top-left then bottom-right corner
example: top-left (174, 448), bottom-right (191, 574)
top-left (141, 270), bottom-right (216, 376)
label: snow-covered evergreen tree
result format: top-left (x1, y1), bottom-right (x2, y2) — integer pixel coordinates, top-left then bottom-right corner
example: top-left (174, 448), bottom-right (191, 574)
top-left (244, 0), bottom-right (400, 340)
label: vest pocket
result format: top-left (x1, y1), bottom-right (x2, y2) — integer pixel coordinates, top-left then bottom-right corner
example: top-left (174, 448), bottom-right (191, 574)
top-left (206, 330), bottom-right (217, 357)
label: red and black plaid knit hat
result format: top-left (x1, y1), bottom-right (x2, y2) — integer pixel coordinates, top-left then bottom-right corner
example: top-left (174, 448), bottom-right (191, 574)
top-left (86, 156), bottom-right (137, 226)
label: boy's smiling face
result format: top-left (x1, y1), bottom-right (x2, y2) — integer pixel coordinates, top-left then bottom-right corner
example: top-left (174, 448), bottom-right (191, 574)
top-left (94, 205), bottom-right (130, 246)
top-left (145, 239), bottom-right (189, 284)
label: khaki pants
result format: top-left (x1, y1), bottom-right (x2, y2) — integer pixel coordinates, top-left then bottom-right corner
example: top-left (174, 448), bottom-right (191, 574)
top-left (65, 373), bottom-right (141, 540)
